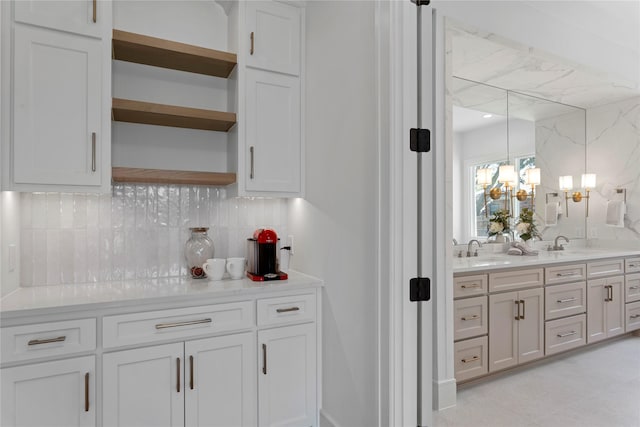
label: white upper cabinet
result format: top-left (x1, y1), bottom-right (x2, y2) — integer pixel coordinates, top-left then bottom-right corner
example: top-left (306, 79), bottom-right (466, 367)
top-left (245, 69), bottom-right (301, 193)
top-left (245, 1), bottom-right (301, 76)
top-left (13, 25), bottom-right (102, 187)
top-left (3, 0), bottom-right (111, 192)
top-left (14, 0), bottom-right (106, 38)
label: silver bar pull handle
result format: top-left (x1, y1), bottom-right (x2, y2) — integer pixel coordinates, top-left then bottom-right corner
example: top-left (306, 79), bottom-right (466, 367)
top-left (557, 331), bottom-right (577, 338)
top-left (276, 307), bottom-right (300, 314)
top-left (91, 132), bottom-right (96, 172)
top-left (262, 343), bottom-right (267, 375)
top-left (461, 355), bottom-right (479, 364)
top-left (557, 297), bottom-right (577, 304)
top-left (629, 263), bottom-right (638, 268)
top-left (250, 146), bottom-right (255, 179)
top-left (461, 283), bottom-right (480, 289)
top-left (155, 318), bottom-right (212, 330)
top-left (630, 314), bottom-right (640, 319)
top-left (556, 272), bottom-right (577, 277)
top-left (629, 286), bottom-right (640, 290)
top-left (92, 0), bottom-right (96, 23)
top-left (250, 32), bottom-right (255, 55)
top-left (28, 336), bottom-right (66, 346)
top-left (461, 315), bottom-right (479, 321)
top-left (84, 373), bottom-right (89, 412)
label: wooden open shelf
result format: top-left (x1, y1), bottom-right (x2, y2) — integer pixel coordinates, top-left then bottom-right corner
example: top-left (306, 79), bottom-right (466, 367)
top-left (112, 29), bottom-right (237, 78)
top-left (112, 98), bottom-right (236, 131)
top-left (112, 167), bottom-right (236, 186)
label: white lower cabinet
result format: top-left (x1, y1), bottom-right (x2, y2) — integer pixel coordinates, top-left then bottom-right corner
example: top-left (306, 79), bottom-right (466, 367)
top-left (1, 355), bottom-right (95, 427)
top-left (489, 287), bottom-right (544, 372)
top-left (258, 323), bottom-right (316, 427)
top-left (587, 276), bottom-right (625, 343)
top-left (103, 334), bottom-right (255, 427)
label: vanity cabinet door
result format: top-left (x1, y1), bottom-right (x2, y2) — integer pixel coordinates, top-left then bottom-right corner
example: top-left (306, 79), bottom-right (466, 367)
top-left (1, 356), bottom-right (95, 427)
top-left (103, 343), bottom-right (184, 427)
top-left (587, 276), bottom-right (625, 343)
top-left (517, 288), bottom-right (544, 364)
top-left (488, 292), bottom-right (518, 372)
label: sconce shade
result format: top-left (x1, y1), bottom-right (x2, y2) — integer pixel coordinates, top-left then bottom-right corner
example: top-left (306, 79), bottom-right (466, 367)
top-left (476, 168), bottom-right (492, 186)
top-left (582, 173), bottom-right (596, 189)
top-left (498, 165), bottom-right (516, 184)
top-left (526, 168), bottom-right (541, 186)
top-left (559, 175), bottom-right (573, 191)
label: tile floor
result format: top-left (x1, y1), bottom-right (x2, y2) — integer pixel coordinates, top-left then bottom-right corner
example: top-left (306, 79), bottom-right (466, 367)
top-left (434, 334), bottom-right (640, 427)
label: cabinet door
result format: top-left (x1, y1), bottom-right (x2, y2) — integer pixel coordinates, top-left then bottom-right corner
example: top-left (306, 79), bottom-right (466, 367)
top-left (185, 333), bottom-right (256, 427)
top-left (517, 288), bottom-right (544, 364)
top-left (488, 292), bottom-right (518, 372)
top-left (258, 323), bottom-right (316, 427)
top-left (245, 69), bottom-right (301, 194)
top-left (587, 279), bottom-right (607, 343)
top-left (103, 343), bottom-right (184, 427)
top-left (245, 1), bottom-right (301, 76)
top-left (13, 25), bottom-right (102, 187)
top-left (605, 277), bottom-right (625, 338)
top-left (1, 355), bottom-right (95, 427)
top-left (14, 0), bottom-right (105, 38)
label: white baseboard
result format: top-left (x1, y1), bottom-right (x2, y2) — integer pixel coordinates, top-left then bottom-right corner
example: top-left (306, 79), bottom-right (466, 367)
top-left (320, 409), bottom-right (341, 427)
top-left (433, 378), bottom-right (457, 410)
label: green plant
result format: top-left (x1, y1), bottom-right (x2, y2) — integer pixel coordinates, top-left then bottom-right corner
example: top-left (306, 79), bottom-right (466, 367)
top-left (488, 209), bottom-right (510, 236)
top-left (515, 208), bottom-right (540, 241)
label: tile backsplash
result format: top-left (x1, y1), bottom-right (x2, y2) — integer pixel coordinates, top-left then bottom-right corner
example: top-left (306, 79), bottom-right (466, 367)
top-left (20, 185), bottom-right (288, 286)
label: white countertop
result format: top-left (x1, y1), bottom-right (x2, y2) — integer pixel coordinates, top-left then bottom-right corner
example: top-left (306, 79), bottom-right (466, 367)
top-left (0, 270), bottom-right (323, 318)
top-left (453, 248), bottom-right (640, 274)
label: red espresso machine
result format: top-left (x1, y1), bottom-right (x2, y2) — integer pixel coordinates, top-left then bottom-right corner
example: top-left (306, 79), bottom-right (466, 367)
top-left (246, 228), bottom-right (288, 281)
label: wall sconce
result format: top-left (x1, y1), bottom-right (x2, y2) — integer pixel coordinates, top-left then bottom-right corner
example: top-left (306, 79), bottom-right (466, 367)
top-left (559, 173), bottom-right (596, 217)
top-left (515, 168), bottom-right (540, 206)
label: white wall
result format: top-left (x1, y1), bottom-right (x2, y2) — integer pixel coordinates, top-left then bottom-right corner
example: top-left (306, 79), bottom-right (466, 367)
top-left (288, 2), bottom-right (377, 426)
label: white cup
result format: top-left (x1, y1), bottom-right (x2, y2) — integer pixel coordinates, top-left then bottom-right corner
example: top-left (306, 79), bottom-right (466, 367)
top-left (226, 257), bottom-right (246, 280)
top-left (203, 258), bottom-right (226, 281)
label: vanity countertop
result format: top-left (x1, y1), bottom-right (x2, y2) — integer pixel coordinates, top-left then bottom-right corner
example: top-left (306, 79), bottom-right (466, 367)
top-left (453, 247), bottom-right (640, 274)
top-left (0, 270), bottom-right (323, 319)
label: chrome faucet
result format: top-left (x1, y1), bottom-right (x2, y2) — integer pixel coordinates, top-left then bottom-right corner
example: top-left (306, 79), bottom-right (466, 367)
top-left (551, 235), bottom-right (569, 251)
top-left (453, 238), bottom-right (458, 245)
top-left (467, 239), bottom-right (482, 257)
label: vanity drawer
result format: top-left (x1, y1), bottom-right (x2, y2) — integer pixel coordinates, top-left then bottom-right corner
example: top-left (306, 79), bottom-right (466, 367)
top-left (454, 336), bottom-right (488, 382)
top-left (489, 268), bottom-right (543, 292)
top-left (626, 258), bottom-right (640, 273)
top-left (257, 293), bottom-right (316, 327)
top-left (454, 274), bottom-right (488, 298)
top-left (625, 273), bottom-right (640, 303)
top-left (587, 259), bottom-right (624, 279)
top-left (545, 281), bottom-right (586, 320)
top-left (1, 318), bottom-right (96, 364)
top-left (103, 301), bottom-right (253, 349)
top-left (545, 263), bottom-right (586, 285)
top-left (454, 296), bottom-right (488, 341)
top-left (626, 301), bottom-right (640, 332)
top-left (545, 314), bottom-right (586, 356)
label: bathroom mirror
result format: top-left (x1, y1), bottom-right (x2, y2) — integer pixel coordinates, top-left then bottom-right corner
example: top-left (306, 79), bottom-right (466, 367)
top-left (452, 77), bottom-right (587, 243)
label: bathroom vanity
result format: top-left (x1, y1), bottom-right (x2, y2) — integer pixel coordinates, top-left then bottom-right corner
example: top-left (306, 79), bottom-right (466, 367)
top-left (453, 248), bottom-right (640, 383)
top-left (0, 272), bottom-right (322, 427)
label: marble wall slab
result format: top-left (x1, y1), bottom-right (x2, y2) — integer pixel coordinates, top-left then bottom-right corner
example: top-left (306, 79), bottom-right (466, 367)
top-left (20, 186), bottom-right (288, 286)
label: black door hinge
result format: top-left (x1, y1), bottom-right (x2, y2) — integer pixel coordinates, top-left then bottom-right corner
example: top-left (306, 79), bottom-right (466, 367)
top-left (410, 128), bottom-right (431, 153)
top-left (410, 277), bottom-right (431, 302)
top-left (410, 0), bottom-right (431, 5)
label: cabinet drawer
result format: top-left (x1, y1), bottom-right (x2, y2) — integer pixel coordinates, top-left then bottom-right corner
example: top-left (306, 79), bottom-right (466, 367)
top-left (489, 268), bottom-right (543, 292)
top-left (545, 264), bottom-right (586, 285)
top-left (1, 318), bottom-right (96, 364)
top-left (587, 259), bottom-right (624, 279)
top-left (626, 258), bottom-right (640, 273)
top-left (626, 273), bottom-right (640, 303)
top-left (454, 336), bottom-right (488, 382)
top-left (103, 302), bottom-right (254, 348)
top-left (545, 282), bottom-right (586, 320)
top-left (454, 296), bottom-right (487, 341)
top-left (545, 314), bottom-right (586, 356)
top-left (626, 301), bottom-right (640, 332)
top-left (257, 293), bottom-right (316, 327)
top-left (454, 274), bottom-right (488, 298)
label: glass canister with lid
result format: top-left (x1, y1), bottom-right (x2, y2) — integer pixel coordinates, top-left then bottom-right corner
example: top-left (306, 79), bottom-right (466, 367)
top-left (185, 227), bottom-right (215, 279)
